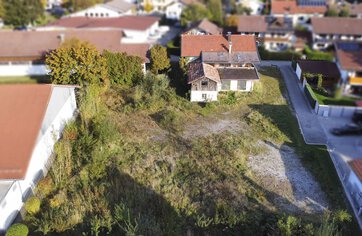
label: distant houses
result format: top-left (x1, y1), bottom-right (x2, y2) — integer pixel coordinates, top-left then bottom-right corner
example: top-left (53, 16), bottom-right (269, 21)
top-left (271, 0), bottom-right (326, 25)
top-left (311, 17), bottom-right (362, 50)
top-left (0, 84), bottom-right (77, 232)
top-left (67, 0), bottom-right (135, 18)
top-left (184, 18), bottom-right (222, 35)
top-left (236, 15), bottom-right (294, 51)
top-left (40, 16), bottom-right (161, 43)
top-left (0, 30), bottom-right (150, 76)
top-left (181, 34), bottom-right (260, 102)
top-left (165, 0), bottom-right (199, 20)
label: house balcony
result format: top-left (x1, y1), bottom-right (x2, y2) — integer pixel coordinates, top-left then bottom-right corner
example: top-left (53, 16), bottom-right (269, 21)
top-left (350, 77), bottom-right (362, 86)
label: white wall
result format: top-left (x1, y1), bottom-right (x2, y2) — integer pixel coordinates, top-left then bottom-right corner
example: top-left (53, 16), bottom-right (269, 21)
top-left (165, 2), bottom-right (183, 20)
top-left (0, 63), bottom-right (49, 76)
top-left (190, 91), bottom-right (218, 102)
top-left (68, 5), bottom-right (131, 18)
top-left (0, 182), bottom-right (23, 232)
top-left (296, 63), bottom-right (302, 80)
top-left (0, 87), bottom-right (77, 232)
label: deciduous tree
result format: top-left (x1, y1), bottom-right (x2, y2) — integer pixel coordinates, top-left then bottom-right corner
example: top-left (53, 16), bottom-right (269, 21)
top-left (3, 0), bottom-right (43, 26)
top-left (208, 0), bottom-right (223, 24)
top-left (103, 50), bottom-right (143, 85)
top-left (46, 38), bottom-right (108, 85)
top-left (149, 45), bottom-right (170, 74)
top-left (180, 3), bottom-right (211, 27)
top-left (0, 0), bottom-right (4, 18)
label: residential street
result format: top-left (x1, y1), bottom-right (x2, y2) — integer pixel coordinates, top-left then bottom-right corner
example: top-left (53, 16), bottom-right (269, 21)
top-left (262, 60), bottom-right (362, 230)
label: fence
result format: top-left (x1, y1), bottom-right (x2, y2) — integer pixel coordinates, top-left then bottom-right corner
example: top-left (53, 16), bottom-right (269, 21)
top-left (297, 76), bottom-right (362, 118)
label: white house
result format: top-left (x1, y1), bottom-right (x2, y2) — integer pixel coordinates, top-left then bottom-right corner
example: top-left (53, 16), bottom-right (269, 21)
top-left (0, 84), bottom-right (77, 232)
top-left (46, 0), bottom-right (63, 10)
top-left (165, 0), bottom-right (198, 20)
top-left (0, 30), bottom-right (150, 76)
top-left (68, 0), bottom-right (134, 18)
top-left (181, 34), bottom-right (260, 102)
top-left (237, 0), bottom-right (264, 15)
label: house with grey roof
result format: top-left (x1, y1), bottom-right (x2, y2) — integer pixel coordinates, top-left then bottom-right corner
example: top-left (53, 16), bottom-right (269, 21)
top-left (236, 15), bottom-right (294, 52)
top-left (311, 17), bottom-right (362, 50)
top-left (181, 33), bottom-right (260, 102)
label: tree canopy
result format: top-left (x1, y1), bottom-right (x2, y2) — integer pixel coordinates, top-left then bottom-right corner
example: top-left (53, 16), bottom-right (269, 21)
top-left (3, 0), bottom-right (43, 27)
top-left (46, 38), bottom-right (108, 85)
top-left (68, 0), bottom-right (103, 11)
top-left (180, 3), bottom-right (211, 27)
top-left (103, 50), bottom-right (143, 86)
top-left (0, 0), bottom-right (4, 18)
top-left (149, 45), bottom-right (170, 74)
top-left (208, 0), bottom-right (223, 24)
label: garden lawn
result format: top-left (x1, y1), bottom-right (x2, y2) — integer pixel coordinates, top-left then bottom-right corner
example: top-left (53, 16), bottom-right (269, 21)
top-left (312, 88), bottom-right (359, 106)
top-left (0, 76), bottom-right (50, 84)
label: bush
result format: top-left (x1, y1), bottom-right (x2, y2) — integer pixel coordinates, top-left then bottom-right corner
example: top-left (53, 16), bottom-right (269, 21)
top-left (5, 223), bottom-right (29, 236)
top-left (36, 177), bottom-right (53, 198)
top-left (259, 46), bottom-right (302, 61)
top-left (304, 46), bottom-right (333, 61)
top-left (24, 196), bottom-right (40, 215)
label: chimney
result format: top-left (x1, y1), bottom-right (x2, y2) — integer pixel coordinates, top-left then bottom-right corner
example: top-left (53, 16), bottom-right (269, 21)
top-left (227, 32), bottom-right (232, 54)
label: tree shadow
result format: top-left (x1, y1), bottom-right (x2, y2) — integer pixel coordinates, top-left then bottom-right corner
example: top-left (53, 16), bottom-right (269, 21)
top-left (168, 62), bottom-right (189, 98)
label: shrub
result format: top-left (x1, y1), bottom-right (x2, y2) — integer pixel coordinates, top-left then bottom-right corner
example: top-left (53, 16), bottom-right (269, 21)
top-left (317, 74), bottom-right (323, 88)
top-left (304, 46), bottom-right (333, 61)
top-left (24, 196), bottom-right (40, 215)
top-left (36, 177), bottom-right (53, 197)
top-left (5, 223), bottom-right (29, 236)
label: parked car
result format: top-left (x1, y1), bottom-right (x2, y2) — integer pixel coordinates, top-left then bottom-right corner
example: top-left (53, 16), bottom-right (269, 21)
top-left (331, 124), bottom-right (362, 136)
top-left (352, 110), bottom-right (362, 124)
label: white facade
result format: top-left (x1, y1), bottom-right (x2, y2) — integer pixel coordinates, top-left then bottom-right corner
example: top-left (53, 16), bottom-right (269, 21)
top-left (165, 1), bottom-right (184, 20)
top-left (122, 21), bottom-right (159, 43)
top-left (46, 0), bottom-right (63, 10)
top-left (237, 0), bottom-right (264, 15)
top-left (142, 0), bottom-right (174, 12)
top-left (0, 62), bottom-right (49, 76)
top-left (296, 63), bottom-right (302, 80)
top-left (190, 90), bottom-right (218, 102)
top-left (0, 87), bottom-right (77, 232)
top-left (69, 4), bottom-right (133, 18)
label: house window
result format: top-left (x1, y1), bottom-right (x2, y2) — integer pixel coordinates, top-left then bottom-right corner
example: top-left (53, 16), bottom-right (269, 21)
top-left (237, 80), bottom-right (247, 90)
top-left (201, 81), bottom-right (208, 86)
top-left (222, 80), bottom-right (230, 90)
top-left (202, 94), bottom-right (207, 99)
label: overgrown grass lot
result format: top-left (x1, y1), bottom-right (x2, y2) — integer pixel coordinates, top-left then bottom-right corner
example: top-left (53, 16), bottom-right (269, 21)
top-left (24, 67), bottom-right (356, 235)
top-left (0, 76), bottom-right (50, 84)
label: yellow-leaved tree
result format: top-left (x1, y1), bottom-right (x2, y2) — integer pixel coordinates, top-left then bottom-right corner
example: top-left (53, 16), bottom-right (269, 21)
top-left (46, 38), bottom-right (108, 85)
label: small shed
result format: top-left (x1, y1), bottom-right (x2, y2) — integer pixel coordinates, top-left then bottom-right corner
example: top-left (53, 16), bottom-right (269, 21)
top-left (295, 60), bottom-right (341, 87)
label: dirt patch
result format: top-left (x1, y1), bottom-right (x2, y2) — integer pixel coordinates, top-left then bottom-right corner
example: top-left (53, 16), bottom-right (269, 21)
top-left (248, 142), bottom-right (329, 215)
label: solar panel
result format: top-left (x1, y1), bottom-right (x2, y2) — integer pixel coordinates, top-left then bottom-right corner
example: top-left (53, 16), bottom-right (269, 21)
top-left (297, 0), bottom-right (326, 6)
top-left (337, 43), bottom-right (360, 51)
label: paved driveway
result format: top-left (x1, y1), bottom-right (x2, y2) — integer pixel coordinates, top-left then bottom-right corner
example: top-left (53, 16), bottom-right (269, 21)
top-left (260, 61), bottom-right (327, 145)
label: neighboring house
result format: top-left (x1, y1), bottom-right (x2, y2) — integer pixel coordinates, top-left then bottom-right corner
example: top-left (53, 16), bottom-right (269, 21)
top-left (271, 0), bottom-right (326, 26)
top-left (184, 19), bottom-right (222, 35)
top-left (165, 0), bottom-right (198, 20)
top-left (0, 84), bottom-right (77, 232)
top-left (68, 0), bottom-right (134, 18)
top-left (311, 17), bottom-right (362, 50)
top-left (40, 16), bottom-right (160, 43)
top-left (181, 34), bottom-right (260, 102)
top-left (46, 0), bottom-right (63, 10)
top-left (347, 159), bottom-right (362, 215)
top-left (295, 60), bottom-right (341, 87)
top-left (335, 42), bottom-right (362, 95)
top-left (349, 3), bottom-right (362, 18)
top-left (142, 0), bottom-right (174, 12)
top-left (236, 0), bottom-right (264, 15)
top-left (0, 30), bottom-right (150, 76)
top-left (236, 15), bottom-right (294, 51)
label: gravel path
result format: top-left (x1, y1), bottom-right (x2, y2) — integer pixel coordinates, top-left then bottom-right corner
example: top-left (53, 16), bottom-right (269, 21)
top-left (248, 141), bottom-right (329, 214)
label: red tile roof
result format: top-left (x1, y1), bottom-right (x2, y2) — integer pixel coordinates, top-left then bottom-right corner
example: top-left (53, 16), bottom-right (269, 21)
top-left (311, 17), bottom-right (362, 35)
top-left (271, 0), bottom-right (326, 14)
top-left (0, 85), bottom-right (53, 179)
top-left (0, 30), bottom-right (150, 62)
top-left (181, 34), bottom-right (257, 57)
top-left (335, 43), bottom-right (362, 71)
top-left (47, 16), bottom-right (160, 31)
top-left (350, 159), bottom-right (362, 182)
